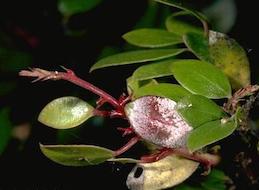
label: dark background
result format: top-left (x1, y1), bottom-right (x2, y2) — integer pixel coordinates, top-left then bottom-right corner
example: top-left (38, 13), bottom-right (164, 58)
top-left (0, 0), bottom-right (259, 189)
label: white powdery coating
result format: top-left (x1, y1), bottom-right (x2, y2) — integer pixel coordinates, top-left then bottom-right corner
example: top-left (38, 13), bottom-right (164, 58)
top-left (126, 96), bottom-right (192, 148)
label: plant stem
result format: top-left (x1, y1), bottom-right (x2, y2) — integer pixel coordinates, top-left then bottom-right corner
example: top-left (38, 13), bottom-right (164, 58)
top-left (141, 148), bottom-right (220, 168)
top-left (113, 136), bottom-right (141, 156)
top-left (60, 69), bottom-right (120, 108)
top-left (202, 20), bottom-right (209, 38)
top-left (19, 68), bottom-right (120, 109)
top-left (172, 148), bottom-right (220, 167)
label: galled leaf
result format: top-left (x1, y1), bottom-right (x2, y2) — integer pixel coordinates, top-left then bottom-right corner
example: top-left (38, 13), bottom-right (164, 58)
top-left (187, 119), bottom-right (237, 152)
top-left (123, 28), bottom-right (182, 48)
top-left (125, 96), bottom-right (192, 148)
top-left (38, 96), bottom-right (94, 129)
top-left (171, 60), bottom-right (231, 99)
top-left (177, 95), bottom-right (225, 128)
top-left (40, 144), bottom-right (114, 166)
top-left (58, 0), bottom-right (102, 15)
top-left (90, 49), bottom-right (185, 72)
top-left (127, 155), bottom-right (199, 190)
top-left (134, 83), bottom-right (191, 102)
top-left (166, 12), bottom-right (203, 36)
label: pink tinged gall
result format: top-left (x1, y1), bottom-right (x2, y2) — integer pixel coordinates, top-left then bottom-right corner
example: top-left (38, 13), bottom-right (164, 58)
top-left (125, 96), bottom-right (193, 148)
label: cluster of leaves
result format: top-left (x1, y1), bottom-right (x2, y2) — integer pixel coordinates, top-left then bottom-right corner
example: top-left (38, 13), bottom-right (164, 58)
top-left (35, 0), bottom-right (253, 189)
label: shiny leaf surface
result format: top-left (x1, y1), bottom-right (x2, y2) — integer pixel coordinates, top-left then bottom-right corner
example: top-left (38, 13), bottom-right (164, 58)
top-left (40, 144), bottom-right (114, 166)
top-left (123, 28), bottom-right (182, 48)
top-left (171, 60), bottom-right (231, 98)
top-left (38, 97), bottom-right (94, 129)
top-left (90, 49), bottom-right (185, 72)
top-left (187, 119), bottom-right (237, 152)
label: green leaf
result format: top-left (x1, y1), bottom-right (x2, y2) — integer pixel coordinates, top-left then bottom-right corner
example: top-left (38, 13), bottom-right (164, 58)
top-left (183, 32), bottom-right (211, 62)
top-left (201, 169), bottom-right (228, 190)
top-left (177, 95), bottom-right (225, 128)
top-left (40, 144), bottom-right (113, 166)
top-left (127, 76), bottom-right (158, 96)
top-left (58, 0), bottom-right (102, 15)
top-left (166, 12), bottom-right (203, 36)
top-left (0, 108), bottom-right (12, 155)
top-left (38, 96), bottom-right (94, 129)
top-left (171, 60), bottom-right (231, 99)
top-left (154, 0), bottom-right (207, 23)
top-left (90, 49), bottom-right (185, 72)
top-left (175, 169), bottom-right (229, 190)
top-left (132, 59), bottom-right (176, 81)
top-left (123, 28), bottom-right (182, 48)
top-left (135, 83), bottom-right (191, 102)
top-left (184, 31), bottom-right (250, 89)
top-left (209, 31), bottom-right (250, 89)
top-left (187, 119), bottom-right (237, 152)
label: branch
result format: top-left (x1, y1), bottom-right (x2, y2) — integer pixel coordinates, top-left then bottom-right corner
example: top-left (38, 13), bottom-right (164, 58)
top-left (19, 68), bottom-right (120, 109)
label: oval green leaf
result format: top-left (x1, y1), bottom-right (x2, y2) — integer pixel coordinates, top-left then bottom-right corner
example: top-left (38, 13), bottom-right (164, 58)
top-left (132, 59), bottom-right (177, 81)
top-left (123, 28), bottom-right (182, 48)
top-left (90, 49), bottom-right (185, 72)
top-left (40, 144), bottom-right (114, 166)
top-left (177, 95), bottom-right (225, 128)
top-left (135, 83), bottom-right (191, 102)
top-left (166, 13), bottom-right (203, 36)
top-left (187, 119), bottom-right (237, 152)
top-left (38, 96), bottom-right (94, 129)
top-left (183, 32), bottom-right (211, 62)
top-left (171, 60), bottom-right (231, 99)
top-left (127, 76), bottom-right (158, 97)
top-left (58, 0), bottom-right (102, 15)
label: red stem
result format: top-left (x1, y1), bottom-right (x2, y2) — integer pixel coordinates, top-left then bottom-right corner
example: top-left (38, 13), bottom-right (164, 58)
top-left (60, 70), bottom-right (120, 108)
top-left (141, 148), bottom-right (220, 168)
top-left (173, 148), bottom-right (220, 167)
top-left (19, 68), bottom-right (120, 109)
top-left (113, 136), bottom-right (141, 156)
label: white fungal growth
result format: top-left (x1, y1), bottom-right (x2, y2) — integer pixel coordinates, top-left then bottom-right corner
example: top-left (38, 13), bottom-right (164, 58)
top-left (125, 96), bottom-right (193, 148)
top-left (209, 30), bottom-right (226, 45)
